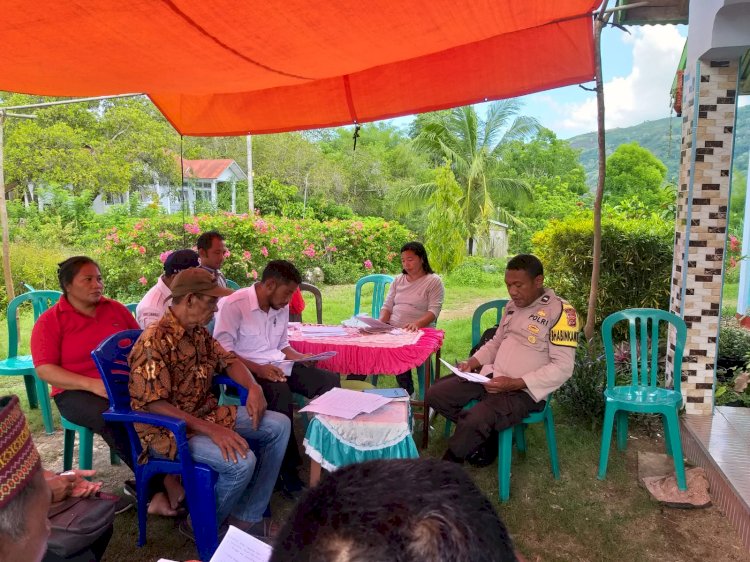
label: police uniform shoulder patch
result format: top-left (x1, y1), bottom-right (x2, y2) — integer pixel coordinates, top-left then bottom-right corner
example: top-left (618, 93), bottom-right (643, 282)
top-left (550, 302), bottom-right (580, 348)
top-left (540, 294), bottom-right (550, 304)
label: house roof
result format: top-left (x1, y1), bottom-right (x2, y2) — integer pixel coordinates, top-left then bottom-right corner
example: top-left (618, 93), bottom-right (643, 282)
top-left (614, 0), bottom-right (689, 25)
top-left (182, 159), bottom-right (236, 180)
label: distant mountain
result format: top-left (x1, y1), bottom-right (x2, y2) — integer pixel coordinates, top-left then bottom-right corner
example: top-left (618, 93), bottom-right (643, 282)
top-left (567, 105), bottom-right (750, 186)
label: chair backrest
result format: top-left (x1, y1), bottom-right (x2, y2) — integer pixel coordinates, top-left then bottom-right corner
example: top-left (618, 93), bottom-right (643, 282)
top-left (226, 279), bottom-right (241, 290)
top-left (6, 290), bottom-right (63, 358)
top-left (125, 303), bottom-right (138, 316)
top-left (471, 299), bottom-right (509, 348)
top-left (292, 282), bottom-right (323, 324)
top-left (601, 308), bottom-right (687, 392)
top-left (353, 274), bottom-right (394, 318)
top-left (91, 329), bottom-right (143, 413)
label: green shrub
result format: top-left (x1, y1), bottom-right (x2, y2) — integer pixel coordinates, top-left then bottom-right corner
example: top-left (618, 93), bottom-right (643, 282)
top-left (443, 257), bottom-right (506, 288)
top-left (555, 345), bottom-right (607, 427)
top-left (718, 318), bottom-right (750, 363)
top-left (532, 212), bottom-right (673, 330)
top-left (0, 243), bottom-right (69, 311)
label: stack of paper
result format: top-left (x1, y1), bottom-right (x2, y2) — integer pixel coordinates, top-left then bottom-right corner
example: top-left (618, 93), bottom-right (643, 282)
top-left (439, 359), bottom-right (490, 384)
top-left (355, 315), bottom-right (395, 334)
top-left (300, 325), bottom-right (349, 338)
top-left (299, 387), bottom-right (391, 419)
top-left (300, 351), bottom-right (338, 362)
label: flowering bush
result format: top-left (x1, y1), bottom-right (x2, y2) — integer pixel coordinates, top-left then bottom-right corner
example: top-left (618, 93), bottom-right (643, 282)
top-left (92, 214), bottom-right (412, 302)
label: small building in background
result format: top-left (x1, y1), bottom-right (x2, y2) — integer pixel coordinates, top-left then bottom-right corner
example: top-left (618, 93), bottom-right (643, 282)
top-left (472, 219), bottom-right (509, 259)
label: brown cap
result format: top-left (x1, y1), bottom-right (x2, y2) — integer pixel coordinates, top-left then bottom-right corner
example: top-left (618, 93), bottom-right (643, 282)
top-left (170, 267), bottom-right (234, 299)
top-left (0, 395), bottom-right (42, 509)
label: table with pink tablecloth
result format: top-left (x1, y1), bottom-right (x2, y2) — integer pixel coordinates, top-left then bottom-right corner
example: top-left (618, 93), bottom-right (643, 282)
top-left (289, 325), bottom-right (444, 448)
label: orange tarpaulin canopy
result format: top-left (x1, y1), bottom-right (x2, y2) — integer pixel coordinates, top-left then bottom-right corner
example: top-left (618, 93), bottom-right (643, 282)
top-left (0, 0), bottom-right (599, 136)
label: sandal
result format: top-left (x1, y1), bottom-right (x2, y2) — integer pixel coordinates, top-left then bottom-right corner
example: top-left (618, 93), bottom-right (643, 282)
top-left (227, 516), bottom-right (280, 540)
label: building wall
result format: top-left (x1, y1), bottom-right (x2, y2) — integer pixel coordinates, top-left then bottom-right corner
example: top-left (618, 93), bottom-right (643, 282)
top-left (669, 58), bottom-right (740, 414)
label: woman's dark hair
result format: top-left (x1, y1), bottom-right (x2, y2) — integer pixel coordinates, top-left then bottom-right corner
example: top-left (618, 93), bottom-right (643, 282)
top-left (57, 256), bottom-right (99, 296)
top-left (401, 241), bottom-right (434, 275)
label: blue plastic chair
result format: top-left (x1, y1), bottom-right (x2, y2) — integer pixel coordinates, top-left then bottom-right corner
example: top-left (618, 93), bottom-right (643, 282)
top-left (226, 279), bottom-right (241, 290)
top-left (125, 303), bottom-right (138, 316)
top-left (92, 329), bottom-right (248, 561)
top-left (598, 309), bottom-right (687, 491)
top-left (61, 415), bottom-right (121, 471)
top-left (353, 274), bottom-right (393, 318)
top-left (0, 290), bottom-right (62, 434)
top-left (444, 299), bottom-right (508, 436)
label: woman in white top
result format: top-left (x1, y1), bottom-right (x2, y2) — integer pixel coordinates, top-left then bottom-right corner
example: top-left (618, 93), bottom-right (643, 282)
top-left (380, 241), bottom-right (445, 395)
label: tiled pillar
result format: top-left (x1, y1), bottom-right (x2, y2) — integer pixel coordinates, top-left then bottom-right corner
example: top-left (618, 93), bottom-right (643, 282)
top-left (669, 59), bottom-right (740, 415)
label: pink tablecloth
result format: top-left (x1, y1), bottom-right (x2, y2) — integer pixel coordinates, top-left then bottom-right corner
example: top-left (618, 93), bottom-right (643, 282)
top-left (289, 326), bottom-right (444, 375)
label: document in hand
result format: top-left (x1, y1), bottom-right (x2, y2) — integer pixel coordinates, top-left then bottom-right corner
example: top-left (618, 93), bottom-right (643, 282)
top-left (439, 359), bottom-right (490, 384)
top-left (299, 351), bottom-right (338, 362)
top-left (299, 387), bottom-right (391, 419)
top-left (209, 525), bottom-right (272, 562)
top-left (269, 360), bottom-right (294, 376)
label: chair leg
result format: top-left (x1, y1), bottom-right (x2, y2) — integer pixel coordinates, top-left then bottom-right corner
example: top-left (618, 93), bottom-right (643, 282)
top-left (110, 449), bottom-right (121, 466)
top-left (497, 427), bottom-right (514, 502)
top-left (136, 473), bottom-right (150, 548)
top-left (33, 375), bottom-right (54, 434)
top-left (514, 424), bottom-right (527, 453)
top-left (23, 375), bottom-right (39, 409)
top-left (371, 375), bottom-right (379, 387)
top-left (664, 412), bottom-right (687, 491)
top-left (187, 470), bottom-right (220, 562)
top-left (78, 428), bottom-right (93, 471)
top-left (616, 410), bottom-right (629, 451)
top-left (544, 409), bottom-right (561, 480)
top-left (444, 418), bottom-right (453, 437)
top-left (662, 413), bottom-right (673, 457)
top-left (598, 405), bottom-right (617, 480)
top-left (63, 429), bottom-right (75, 471)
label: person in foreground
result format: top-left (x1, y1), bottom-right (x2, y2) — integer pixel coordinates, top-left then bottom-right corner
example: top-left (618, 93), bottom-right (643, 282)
top-left (214, 259), bottom-right (340, 497)
top-left (136, 248), bottom-right (200, 328)
top-left (270, 458), bottom-right (521, 562)
top-left (427, 254), bottom-right (580, 464)
top-left (31, 256), bottom-right (182, 516)
top-left (0, 395), bottom-right (114, 562)
top-left (128, 267), bottom-right (290, 540)
top-left (379, 241), bottom-right (444, 395)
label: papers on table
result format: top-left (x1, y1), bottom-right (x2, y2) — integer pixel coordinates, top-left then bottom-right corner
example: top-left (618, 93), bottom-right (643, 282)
top-left (355, 315), bottom-right (393, 333)
top-left (209, 525), bottom-right (272, 562)
top-left (439, 358), bottom-right (490, 384)
top-left (299, 387), bottom-right (391, 419)
top-left (300, 350), bottom-right (337, 362)
top-left (300, 325), bottom-right (349, 338)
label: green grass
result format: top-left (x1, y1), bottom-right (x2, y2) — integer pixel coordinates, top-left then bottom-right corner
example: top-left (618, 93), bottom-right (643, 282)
top-left (7, 284), bottom-right (749, 561)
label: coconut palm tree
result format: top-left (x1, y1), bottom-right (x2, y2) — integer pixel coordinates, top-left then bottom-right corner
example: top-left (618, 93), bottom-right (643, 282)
top-left (405, 100), bottom-right (539, 253)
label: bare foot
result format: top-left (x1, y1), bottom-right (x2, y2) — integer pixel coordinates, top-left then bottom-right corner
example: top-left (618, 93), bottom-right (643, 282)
top-left (163, 474), bottom-right (185, 510)
top-left (148, 492), bottom-right (178, 517)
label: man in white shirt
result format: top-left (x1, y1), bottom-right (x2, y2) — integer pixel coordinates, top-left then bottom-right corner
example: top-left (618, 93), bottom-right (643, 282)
top-left (214, 260), bottom-right (340, 497)
top-left (197, 230), bottom-right (228, 288)
top-left (136, 249), bottom-right (199, 328)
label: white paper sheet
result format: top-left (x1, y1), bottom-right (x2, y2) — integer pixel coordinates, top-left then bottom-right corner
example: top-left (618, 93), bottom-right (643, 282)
top-left (299, 351), bottom-right (338, 362)
top-left (439, 358), bottom-right (490, 384)
top-left (299, 387), bottom-right (391, 419)
top-left (209, 525), bottom-right (273, 562)
top-left (300, 325), bottom-right (349, 337)
top-left (269, 360), bottom-right (294, 376)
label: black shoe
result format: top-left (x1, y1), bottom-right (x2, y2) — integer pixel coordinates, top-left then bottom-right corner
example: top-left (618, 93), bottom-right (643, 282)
top-left (466, 439), bottom-right (498, 468)
top-left (441, 449), bottom-right (465, 464)
top-left (123, 479), bottom-right (136, 499)
top-left (277, 472), bottom-right (307, 501)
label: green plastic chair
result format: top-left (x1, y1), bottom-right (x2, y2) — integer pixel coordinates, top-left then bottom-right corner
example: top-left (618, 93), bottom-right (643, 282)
top-left (226, 279), bottom-right (241, 290)
top-left (125, 303), bottom-right (138, 316)
top-left (598, 308), bottom-right (687, 491)
top-left (61, 415), bottom-right (120, 471)
top-left (353, 274), bottom-right (393, 318)
top-left (0, 290), bottom-right (62, 434)
top-left (444, 299), bottom-right (508, 436)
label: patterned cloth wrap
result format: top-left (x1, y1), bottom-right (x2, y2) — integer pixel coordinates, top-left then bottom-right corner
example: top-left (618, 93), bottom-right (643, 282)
top-left (0, 395), bottom-right (42, 508)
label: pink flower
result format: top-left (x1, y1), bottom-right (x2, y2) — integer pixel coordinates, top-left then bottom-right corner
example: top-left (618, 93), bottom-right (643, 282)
top-left (325, 245), bottom-right (338, 253)
top-left (270, 237), bottom-right (279, 245)
top-left (254, 219), bottom-right (269, 234)
top-left (159, 250), bottom-right (173, 264)
top-left (354, 221), bottom-right (364, 230)
top-left (731, 257), bottom-right (738, 268)
top-left (302, 244), bottom-right (316, 258)
top-left (261, 246), bottom-right (269, 257)
top-left (138, 246), bottom-right (146, 255)
top-left (251, 269), bottom-right (258, 280)
top-left (134, 221), bottom-right (145, 231)
top-left (184, 222), bottom-right (201, 235)
top-left (730, 235), bottom-right (740, 252)
top-left (138, 276), bottom-right (148, 285)
top-left (242, 250), bottom-right (252, 261)
top-left (224, 250), bottom-right (231, 258)
top-left (364, 259), bottom-right (373, 270)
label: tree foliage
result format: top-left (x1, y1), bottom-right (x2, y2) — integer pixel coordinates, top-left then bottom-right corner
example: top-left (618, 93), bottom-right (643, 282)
top-left (425, 164), bottom-right (467, 273)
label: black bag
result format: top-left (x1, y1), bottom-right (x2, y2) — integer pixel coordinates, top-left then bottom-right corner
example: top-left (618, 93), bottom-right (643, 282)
top-left (46, 496), bottom-right (116, 558)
